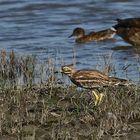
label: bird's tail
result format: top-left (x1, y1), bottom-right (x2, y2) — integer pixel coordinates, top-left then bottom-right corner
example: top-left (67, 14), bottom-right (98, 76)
top-left (116, 18), bottom-right (122, 22)
top-left (109, 77), bottom-right (131, 86)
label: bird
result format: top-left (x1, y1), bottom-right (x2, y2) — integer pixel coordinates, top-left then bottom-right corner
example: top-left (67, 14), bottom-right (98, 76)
top-left (113, 18), bottom-right (140, 28)
top-left (113, 18), bottom-right (140, 46)
top-left (69, 27), bottom-right (116, 43)
top-left (59, 64), bottom-right (130, 105)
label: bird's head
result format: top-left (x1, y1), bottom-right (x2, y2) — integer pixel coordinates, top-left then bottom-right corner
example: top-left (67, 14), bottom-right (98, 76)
top-left (69, 27), bottom-right (85, 38)
top-left (61, 64), bottom-right (76, 76)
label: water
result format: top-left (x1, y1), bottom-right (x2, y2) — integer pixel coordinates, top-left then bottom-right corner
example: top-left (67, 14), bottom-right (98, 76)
top-left (0, 1), bottom-right (140, 139)
top-left (0, 0), bottom-right (140, 83)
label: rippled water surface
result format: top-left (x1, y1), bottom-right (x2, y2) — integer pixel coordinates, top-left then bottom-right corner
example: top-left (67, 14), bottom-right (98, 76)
top-left (0, 0), bottom-right (140, 83)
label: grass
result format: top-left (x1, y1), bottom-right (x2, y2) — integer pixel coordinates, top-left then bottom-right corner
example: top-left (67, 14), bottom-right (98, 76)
top-left (0, 50), bottom-right (140, 140)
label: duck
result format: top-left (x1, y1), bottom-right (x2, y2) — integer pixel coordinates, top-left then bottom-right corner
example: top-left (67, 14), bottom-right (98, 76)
top-left (58, 64), bottom-right (130, 105)
top-left (113, 18), bottom-right (140, 46)
top-left (69, 27), bottom-right (116, 43)
top-left (113, 18), bottom-right (140, 29)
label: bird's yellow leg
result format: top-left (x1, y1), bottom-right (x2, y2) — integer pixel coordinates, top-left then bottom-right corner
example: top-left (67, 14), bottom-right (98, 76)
top-left (98, 93), bottom-right (104, 105)
top-left (92, 91), bottom-right (99, 106)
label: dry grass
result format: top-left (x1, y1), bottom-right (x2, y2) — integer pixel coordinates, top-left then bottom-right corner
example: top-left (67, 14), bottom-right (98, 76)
top-left (0, 50), bottom-right (140, 140)
top-left (0, 85), bottom-right (140, 140)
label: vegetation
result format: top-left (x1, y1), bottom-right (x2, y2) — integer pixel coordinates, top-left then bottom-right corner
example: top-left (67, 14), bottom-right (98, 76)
top-left (0, 50), bottom-right (140, 140)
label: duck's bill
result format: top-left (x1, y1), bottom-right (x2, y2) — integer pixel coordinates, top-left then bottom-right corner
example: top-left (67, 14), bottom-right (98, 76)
top-left (68, 34), bottom-right (73, 38)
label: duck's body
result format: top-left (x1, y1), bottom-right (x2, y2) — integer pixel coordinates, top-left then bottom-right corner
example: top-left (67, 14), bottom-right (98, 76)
top-left (113, 18), bottom-right (140, 46)
top-left (69, 27), bottom-right (116, 43)
top-left (116, 27), bottom-right (140, 46)
top-left (113, 18), bottom-right (140, 29)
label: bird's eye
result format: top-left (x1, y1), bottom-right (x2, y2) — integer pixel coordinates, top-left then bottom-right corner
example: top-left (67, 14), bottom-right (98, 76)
top-left (64, 67), bottom-right (69, 71)
top-left (63, 67), bottom-right (71, 72)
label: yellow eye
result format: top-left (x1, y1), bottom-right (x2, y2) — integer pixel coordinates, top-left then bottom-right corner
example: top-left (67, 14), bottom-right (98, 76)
top-left (63, 67), bottom-right (70, 71)
top-left (61, 65), bottom-right (74, 73)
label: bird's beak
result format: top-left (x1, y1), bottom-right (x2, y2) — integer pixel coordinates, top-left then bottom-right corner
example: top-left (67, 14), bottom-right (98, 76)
top-left (54, 69), bottom-right (63, 74)
top-left (68, 34), bottom-right (73, 38)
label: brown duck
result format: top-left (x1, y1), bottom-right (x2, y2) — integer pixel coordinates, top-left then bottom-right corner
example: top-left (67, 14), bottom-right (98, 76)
top-left (59, 64), bottom-right (129, 105)
top-left (69, 27), bottom-right (116, 43)
top-left (114, 18), bottom-right (140, 28)
top-left (113, 18), bottom-right (140, 46)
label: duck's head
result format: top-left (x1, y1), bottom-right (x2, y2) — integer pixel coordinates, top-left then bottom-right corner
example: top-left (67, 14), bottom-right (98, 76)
top-left (69, 27), bottom-right (85, 38)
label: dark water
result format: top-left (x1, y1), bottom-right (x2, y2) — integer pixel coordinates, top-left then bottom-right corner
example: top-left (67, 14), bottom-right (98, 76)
top-left (0, 0), bottom-right (140, 83)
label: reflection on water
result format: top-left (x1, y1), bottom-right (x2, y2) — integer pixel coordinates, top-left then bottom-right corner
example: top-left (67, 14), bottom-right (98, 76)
top-left (0, 0), bottom-right (139, 84)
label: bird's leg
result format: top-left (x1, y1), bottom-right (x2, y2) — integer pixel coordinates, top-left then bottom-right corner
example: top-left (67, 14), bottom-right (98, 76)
top-left (92, 91), bottom-right (99, 106)
top-left (98, 93), bottom-right (104, 105)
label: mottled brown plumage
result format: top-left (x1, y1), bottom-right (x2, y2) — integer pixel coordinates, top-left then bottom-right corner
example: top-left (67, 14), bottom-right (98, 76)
top-left (116, 27), bottom-right (140, 46)
top-left (113, 18), bottom-right (140, 46)
top-left (60, 64), bottom-right (130, 105)
top-left (61, 65), bottom-right (129, 89)
top-left (69, 27), bottom-right (116, 43)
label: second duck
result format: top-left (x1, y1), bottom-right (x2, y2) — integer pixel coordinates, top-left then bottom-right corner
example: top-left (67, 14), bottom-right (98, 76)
top-left (69, 27), bottom-right (116, 43)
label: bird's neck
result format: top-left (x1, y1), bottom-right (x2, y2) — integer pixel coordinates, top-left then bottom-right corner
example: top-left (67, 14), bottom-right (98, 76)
top-left (77, 34), bottom-right (85, 39)
top-left (67, 69), bottom-right (76, 77)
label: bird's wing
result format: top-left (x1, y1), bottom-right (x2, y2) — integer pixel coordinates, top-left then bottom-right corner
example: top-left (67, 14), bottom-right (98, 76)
top-left (72, 69), bottom-right (129, 88)
top-left (72, 70), bottom-right (110, 88)
top-left (108, 76), bottom-right (129, 86)
top-left (74, 69), bottom-right (108, 80)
